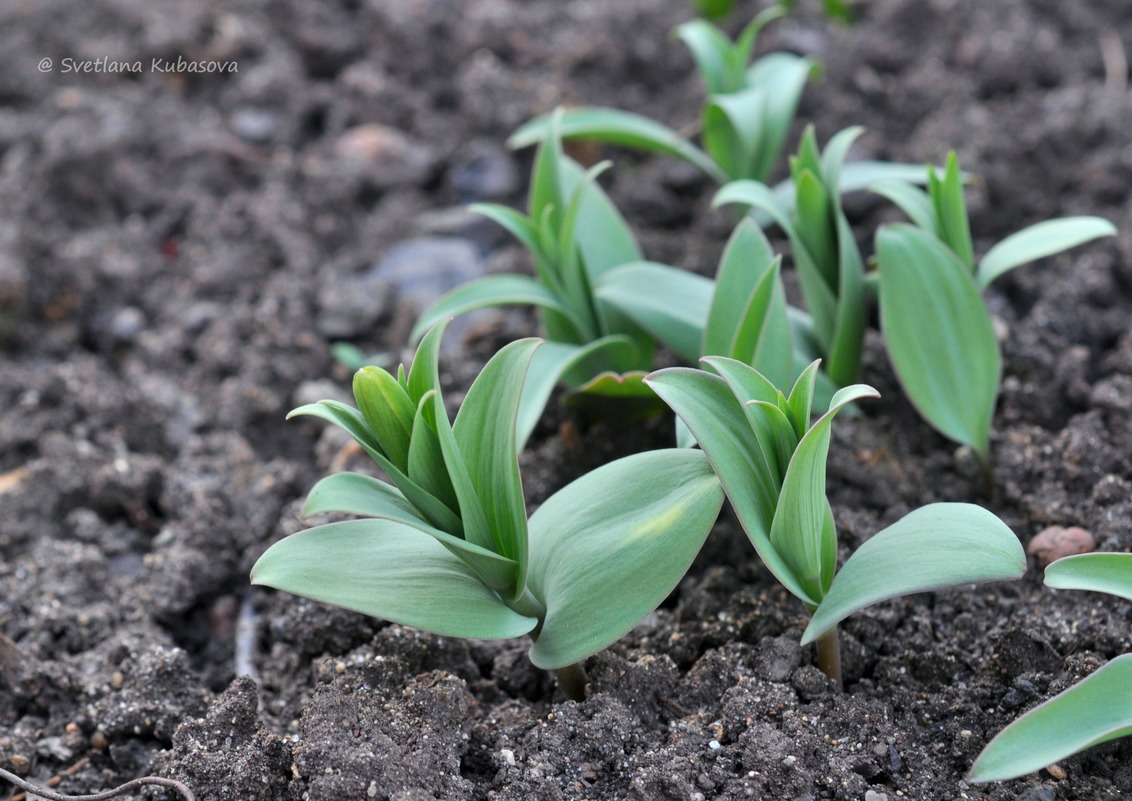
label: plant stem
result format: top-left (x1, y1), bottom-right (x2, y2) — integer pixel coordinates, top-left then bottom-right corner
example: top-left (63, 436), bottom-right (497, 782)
top-left (814, 625), bottom-right (843, 690)
top-left (0, 767), bottom-right (195, 801)
top-left (553, 661), bottom-right (589, 702)
top-left (974, 448), bottom-right (996, 502)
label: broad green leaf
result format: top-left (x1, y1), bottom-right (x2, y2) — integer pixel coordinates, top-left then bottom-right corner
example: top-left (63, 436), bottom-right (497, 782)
top-left (743, 53), bottom-right (812, 181)
top-left (929, 153), bottom-right (974, 271)
top-left (556, 160), bottom-right (614, 324)
top-left (559, 334), bottom-right (647, 387)
top-left (470, 203), bottom-right (548, 265)
top-left (818, 127), bottom-right (864, 202)
top-left (353, 366), bottom-right (415, 473)
top-left (705, 218), bottom-right (776, 355)
top-left (876, 225), bottom-right (1000, 461)
top-left (406, 320), bottom-right (447, 404)
top-left (515, 336), bottom-right (645, 448)
top-left (976, 216), bottom-right (1117, 290)
top-left (793, 169), bottom-right (837, 288)
top-left (407, 394), bottom-right (459, 516)
top-left (733, 7), bottom-right (787, 79)
top-left (703, 88), bottom-right (764, 181)
top-left (729, 257), bottom-right (793, 389)
top-left (768, 383), bottom-right (878, 603)
top-left (252, 520), bottom-right (537, 640)
top-left (530, 109), bottom-right (566, 231)
top-left (595, 262), bottom-right (714, 363)
top-left (969, 654), bottom-right (1132, 782)
top-left (704, 356), bottom-right (794, 482)
top-left (870, 178), bottom-right (936, 233)
top-left (508, 108), bottom-right (727, 184)
top-left (689, 0), bottom-right (736, 20)
top-left (785, 359), bottom-right (820, 438)
top-left (826, 213), bottom-right (867, 388)
top-left (1043, 552), bottom-right (1132, 601)
top-left (526, 449), bottom-right (724, 668)
top-left (674, 19), bottom-right (735, 94)
top-left (566, 370), bottom-right (666, 420)
top-left (802, 503), bottom-right (1024, 644)
top-left (559, 151), bottom-right (647, 280)
top-left (714, 179), bottom-right (798, 238)
top-left (453, 338), bottom-right (539, 598)
top-left (288, 400), bottom-right (463, 535)
top-left (298, 471), bottom-right (518, 592)
top-left (430, 388), bottom-right (495, 557)
top-left (646, 366), bottom-right (808, 601)
top-left (410, 275), bottom-right (589, 344)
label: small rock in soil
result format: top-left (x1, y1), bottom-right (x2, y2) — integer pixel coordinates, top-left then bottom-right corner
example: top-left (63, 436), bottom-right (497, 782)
top-left (1027, 525), bottom-right (1096, 568)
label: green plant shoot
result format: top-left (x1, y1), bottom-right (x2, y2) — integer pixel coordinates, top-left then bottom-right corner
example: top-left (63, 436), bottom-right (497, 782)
top-left (252, 321), bottom-right (725, 701)
top-left (714, 126), bottom-right (868, 388)
top-left (970, 553), bottom-right (1132, 782)
top-left (412, 111), bottom-right (662, 447)
top-left (646, 358), bottom-right (1026, 686)
top-left (872, 153), bottom-right (1116, 477)
top-left (509, 9), bottom-right (813, 185)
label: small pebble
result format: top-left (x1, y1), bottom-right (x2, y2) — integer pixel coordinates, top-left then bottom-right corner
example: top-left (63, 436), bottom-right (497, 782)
top-left (500, 748), bottom-right (516, 767)
top-left (1046, 763), bottom-right (1067, 780)
top-left (1027, 526), bottom-right (1096, 568)
top-left (864, 791), bottom-right (888, 801)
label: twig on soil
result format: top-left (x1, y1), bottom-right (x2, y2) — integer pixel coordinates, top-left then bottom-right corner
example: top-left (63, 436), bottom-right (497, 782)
top-left (234, 591), bottom-right (260, 681)
top-left (0, 767), bottom-right (195, 801)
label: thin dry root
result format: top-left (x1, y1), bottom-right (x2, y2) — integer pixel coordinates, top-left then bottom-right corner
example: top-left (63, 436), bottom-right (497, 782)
top-left (0, 766), bottom-right (196, 801)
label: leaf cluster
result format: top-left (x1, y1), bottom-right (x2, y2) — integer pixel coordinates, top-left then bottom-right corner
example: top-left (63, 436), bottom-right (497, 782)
top-left (647, 359), bottom-right (1025, 680)
top-left (252, 322), bottom-right (724, 689)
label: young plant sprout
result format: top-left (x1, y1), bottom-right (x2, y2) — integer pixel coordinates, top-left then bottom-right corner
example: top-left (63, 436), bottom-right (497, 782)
top-left (509, 9), bottom-right (813, 185)
top-left (645, 358), bottom-right (1026, 687)
top-left (714, 126), bottom-right (869, 389)
top-left (252, 321), bottom-right (725, 701)
top-left (595, 218), bottom-right (796, 396)
top-left (412, 111), bottom-right (659, 448)
top-left (872, 154), bottom-right (1116, 480)
top-left (969, 553), bottom-right (1132, 782)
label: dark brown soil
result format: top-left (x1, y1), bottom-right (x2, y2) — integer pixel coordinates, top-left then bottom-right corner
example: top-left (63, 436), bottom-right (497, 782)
top-left (2, 1), bottom-right (1132, 800)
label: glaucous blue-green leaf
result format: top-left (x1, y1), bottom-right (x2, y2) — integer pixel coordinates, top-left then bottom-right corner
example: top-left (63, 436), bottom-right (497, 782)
top-left (646, 366), bottom-right (808, 601)
top-left (818, 127), bottom-right (864, 199)
top-left (287, 400), bottom-right (463, 536)
top-left (595, 262), bottom-right (714, 363)
top-left (252, 519), bottom-right (537, 640)
top-left (514, 336), bottom-right (644, 449)
top-left (298, 471), bottom-right (519, 593)
top-left (406, 395), bottom-right (459, 517)
top-left (674, 19), bottom-right (735, 94)
top-left (430, 386), bottom-right (495, 558)
top-left (705, 218), bottom-right (776, 355)
top-left (406, 320), bottom-right (446, 403)
top-left (702, 356), bottom-right (793, 482)
top-left (826, 213), bottom-right (866, 388)
top-left (802, 503), bottom-right (1024, 644)
top-left (410, 275), bottom-right (589, 345)
top-left (876, 224), bottom-right (1000, 461)
top-left (733, 7), bottom-right (787, 78)
top-left (768, 383), bottom-right (878, 603)
top-left (566, 370), bottom-right (666, 420)
top-left (530, 109), bottom-right (566, 231)
top-left (728, 256), bottom-right (793, 389)
top-left (353, 366), bottom-right (415, 473)
top-left (559, 156), bottom-right (642, 281)
top-left (1043, 552), bottom-right (1132, 601)
top-left (470, 203), bottom-right (548, 265)
top-left (508, 108), bottom-right (727, 184)
top-left (453, 338), bottom-right (539, 597)
top-left (703, 87), bottom-right (765, 181)
top-left (870, 179), bottom-right (936, 233)
top-left (526, 449), bottom-right (724, 669)
top-left (968, 654), bottom-right (1132, 782)
top-left (976, 216), bottom-right (1117, 290)
top-left (744, 53), bottom-right (812, 182)
top-left (785, 359), bottom-right (819, 438)
top-left (928, 153), bottom-right (974, 270)
top-left (559, 334), bottom-right (646, 388)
